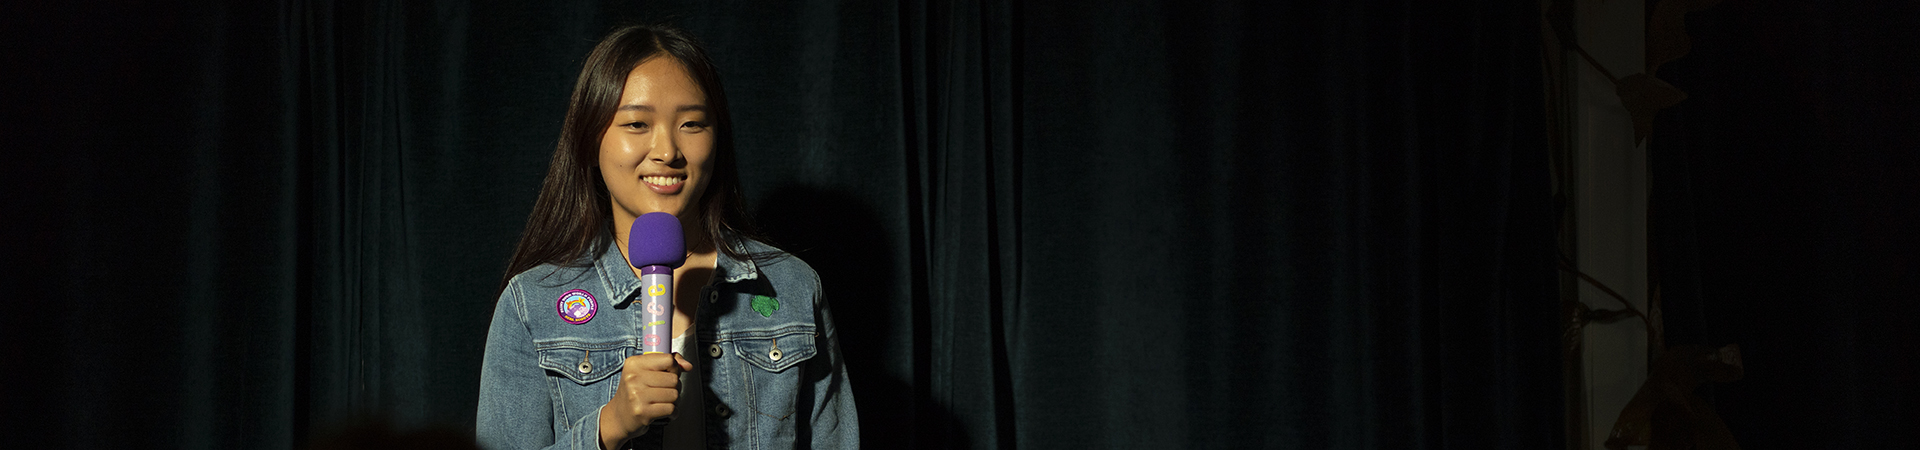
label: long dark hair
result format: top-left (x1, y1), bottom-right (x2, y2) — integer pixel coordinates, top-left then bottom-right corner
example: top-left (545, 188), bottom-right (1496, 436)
top-left (500, 24), bottom-right (761, 291)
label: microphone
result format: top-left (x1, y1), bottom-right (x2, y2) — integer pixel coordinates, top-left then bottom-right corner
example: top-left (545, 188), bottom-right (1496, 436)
top-left (627, 212), bottom-right (686, 355)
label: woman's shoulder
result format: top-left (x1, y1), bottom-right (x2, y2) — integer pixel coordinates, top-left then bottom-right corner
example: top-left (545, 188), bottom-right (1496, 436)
top-left (502, 257), bottom-right (601, 297)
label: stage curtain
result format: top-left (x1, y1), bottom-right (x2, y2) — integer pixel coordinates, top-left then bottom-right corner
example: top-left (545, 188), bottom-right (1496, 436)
top-left (0, 1), bottom-right (1559, 448)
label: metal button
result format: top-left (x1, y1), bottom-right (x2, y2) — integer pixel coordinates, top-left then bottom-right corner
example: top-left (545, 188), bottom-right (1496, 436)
top-left (769, 348), bottom-right (783, 361)
top-left (578, 353), bottom-right (593, 374)
top-left (708, 343), bottom-right (722, 358)
top-left (706, 290), bottom-right (718, 303)
top-left (712, 403), bottom-right (731, 418)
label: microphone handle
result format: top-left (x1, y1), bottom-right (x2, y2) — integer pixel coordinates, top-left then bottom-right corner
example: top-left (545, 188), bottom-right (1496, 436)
top-left (640, 265), bottom-right (673, 354)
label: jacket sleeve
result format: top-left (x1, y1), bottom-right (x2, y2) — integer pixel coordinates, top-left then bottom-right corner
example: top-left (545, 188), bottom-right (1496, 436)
top-left (477, 281), bottom-right (614, 450)
top-left (809, 274), bottom-right (860, 450)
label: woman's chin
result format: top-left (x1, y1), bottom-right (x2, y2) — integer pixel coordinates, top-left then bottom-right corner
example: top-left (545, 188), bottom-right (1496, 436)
top-left (645, 206), bottom-right (690, 219)
top-left (616, 204), bottom-right (683, 221)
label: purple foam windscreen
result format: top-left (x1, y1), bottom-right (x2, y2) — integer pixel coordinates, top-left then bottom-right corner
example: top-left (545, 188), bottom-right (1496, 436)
top-left (628, 212), bottom-right (684, 357)
top-left (627, 212), bottom-right (687, 271)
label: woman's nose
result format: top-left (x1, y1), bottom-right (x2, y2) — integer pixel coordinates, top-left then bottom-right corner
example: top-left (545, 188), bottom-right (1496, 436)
top-left (648, 130), bottom-right (680, 164)
top-left (648, 131), bottom-right (679, 163)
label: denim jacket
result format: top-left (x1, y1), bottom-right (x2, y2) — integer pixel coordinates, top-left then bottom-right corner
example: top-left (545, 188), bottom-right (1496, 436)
top-left (477, 238), bottom-right (858, 450)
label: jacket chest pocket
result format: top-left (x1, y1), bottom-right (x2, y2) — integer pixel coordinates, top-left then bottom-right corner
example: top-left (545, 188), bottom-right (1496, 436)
top-left (734, 332), bottom-right (817, 373)
top-left (536, 345), bottom-right (630, 425)
top-left (537, 345), bottom-right (627, 385)
top-left (717, 330), bottom-right (817, 424)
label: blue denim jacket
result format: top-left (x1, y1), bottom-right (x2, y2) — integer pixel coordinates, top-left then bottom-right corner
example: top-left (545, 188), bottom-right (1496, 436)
top-left (477, 238), bottom-right (858, 449)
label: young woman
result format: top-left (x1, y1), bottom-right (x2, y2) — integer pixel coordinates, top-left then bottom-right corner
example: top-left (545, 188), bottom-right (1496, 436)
top-left (476, 25), bottom-right (858, 450)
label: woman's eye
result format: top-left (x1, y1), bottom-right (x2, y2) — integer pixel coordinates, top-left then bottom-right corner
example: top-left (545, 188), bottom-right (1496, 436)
top-left (681, 121), bottom-right (709, 132)
top-left (623, 122), bottom-right (649, 131)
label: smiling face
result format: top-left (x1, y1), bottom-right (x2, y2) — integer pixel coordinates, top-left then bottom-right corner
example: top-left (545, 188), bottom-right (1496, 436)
top-left (599, 57), bottom-right (715, 232)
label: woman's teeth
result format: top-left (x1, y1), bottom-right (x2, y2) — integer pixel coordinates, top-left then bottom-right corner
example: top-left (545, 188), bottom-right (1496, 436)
top-left (643, 176), bottom-right (682, 187)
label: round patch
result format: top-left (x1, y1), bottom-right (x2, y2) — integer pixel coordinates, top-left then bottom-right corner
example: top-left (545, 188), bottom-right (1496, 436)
top-left (555, 289), bottom-right (597, 325)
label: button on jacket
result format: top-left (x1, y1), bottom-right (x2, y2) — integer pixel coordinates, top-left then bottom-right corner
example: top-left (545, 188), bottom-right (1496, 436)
top-left (477, 237), bottom-right (858, 449)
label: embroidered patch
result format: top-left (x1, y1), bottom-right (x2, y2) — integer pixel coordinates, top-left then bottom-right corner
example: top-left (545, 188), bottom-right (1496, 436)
top-left (751, 295), bottom-right (780, 318)
top-left (556, 289), bottom-right (598, 325)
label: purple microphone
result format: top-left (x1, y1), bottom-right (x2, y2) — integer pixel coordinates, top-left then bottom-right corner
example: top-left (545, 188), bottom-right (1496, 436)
top-left (628, 212), bottom-right (686, 355)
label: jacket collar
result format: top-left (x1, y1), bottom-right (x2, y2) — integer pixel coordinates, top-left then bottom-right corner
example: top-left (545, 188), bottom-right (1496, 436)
top-left (713, 240), bottom-right (761, 284)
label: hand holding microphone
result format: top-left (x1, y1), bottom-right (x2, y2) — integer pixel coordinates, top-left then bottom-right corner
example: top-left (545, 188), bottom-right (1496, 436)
top-left (599, 212), bottom-right (690, 449)
top-left (600, 352), bottom-right (691, 448)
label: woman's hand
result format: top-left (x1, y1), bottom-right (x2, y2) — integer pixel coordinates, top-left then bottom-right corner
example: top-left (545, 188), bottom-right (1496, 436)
top-left (599, 352), bottom-right (694, 450)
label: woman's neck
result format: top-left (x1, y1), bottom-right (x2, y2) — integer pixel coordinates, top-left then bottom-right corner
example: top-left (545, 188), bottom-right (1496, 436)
top-left (683, 224), bottom-right (716, 256)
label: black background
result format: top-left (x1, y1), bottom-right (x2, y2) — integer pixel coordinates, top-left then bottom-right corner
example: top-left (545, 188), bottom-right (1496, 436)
top-left (0, 0), bottom-right (1910, 448)
top-left (1650, 0), bottom-right (1920, 447)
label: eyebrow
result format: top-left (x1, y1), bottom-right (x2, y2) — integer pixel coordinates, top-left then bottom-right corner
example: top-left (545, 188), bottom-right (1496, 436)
top-left (617, 104), bottom-right (709, 112)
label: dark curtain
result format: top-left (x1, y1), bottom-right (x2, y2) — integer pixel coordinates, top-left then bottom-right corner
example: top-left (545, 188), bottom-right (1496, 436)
top-left (1649, 0), bottom-right (1920, 447)
top-left (0, 1), bottom-right (1557, 448)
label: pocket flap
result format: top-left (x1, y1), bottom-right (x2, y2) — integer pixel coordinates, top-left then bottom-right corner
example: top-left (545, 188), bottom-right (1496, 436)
top-left (731, 332), bottom-right (817, 373)
top-left (537, 346), bottom-right (627, 385)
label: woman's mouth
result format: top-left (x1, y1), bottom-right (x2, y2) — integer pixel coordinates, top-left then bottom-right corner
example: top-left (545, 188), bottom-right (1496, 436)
top-left (643, 175), bottom-right (685, 194)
